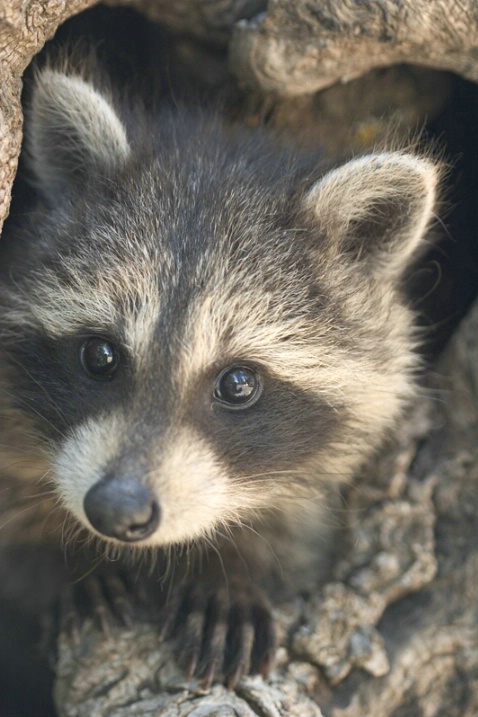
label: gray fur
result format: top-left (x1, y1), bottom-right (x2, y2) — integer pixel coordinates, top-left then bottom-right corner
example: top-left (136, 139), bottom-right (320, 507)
top-left (0, 60), bottom-right (440, 597)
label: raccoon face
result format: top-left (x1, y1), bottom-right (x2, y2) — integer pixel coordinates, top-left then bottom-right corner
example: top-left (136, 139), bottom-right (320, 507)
top-left (0, 66), bottom-right (440, 548)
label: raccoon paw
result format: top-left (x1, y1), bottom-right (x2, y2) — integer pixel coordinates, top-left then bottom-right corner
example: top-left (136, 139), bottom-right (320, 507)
top-left (58, 572), bottom-right (136, 642)
top-left (162, 582), bottom-right (276, 689)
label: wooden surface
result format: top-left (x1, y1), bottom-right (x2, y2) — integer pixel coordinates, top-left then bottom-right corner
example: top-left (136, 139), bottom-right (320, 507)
top-left (230, 0), bottom-right (478, 95)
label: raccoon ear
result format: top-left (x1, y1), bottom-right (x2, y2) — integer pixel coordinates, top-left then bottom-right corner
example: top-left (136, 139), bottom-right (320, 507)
top-left (27, 68), bottom-right (131, 193)
top-left (303, 152), bottom-right (439, 278)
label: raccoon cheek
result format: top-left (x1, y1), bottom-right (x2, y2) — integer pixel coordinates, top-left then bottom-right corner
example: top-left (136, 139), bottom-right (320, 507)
top-left (83, 477), bottom-right (160, 543)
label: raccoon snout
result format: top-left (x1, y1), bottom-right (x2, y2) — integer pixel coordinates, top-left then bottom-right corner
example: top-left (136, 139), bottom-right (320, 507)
top-left (83, 478), bottom-right (160, 543)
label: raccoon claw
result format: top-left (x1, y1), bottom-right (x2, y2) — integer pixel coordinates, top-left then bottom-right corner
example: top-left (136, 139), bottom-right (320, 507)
top-left (184, 648), bottom-right (201, 679)
top-left (58, 572), bottom-right (135, 642)
top-left (197, 589), bottom-right (229, 687)
top-left (40, 585), bottom-right (78, 668)
top-left (169, 583), bottom-right (276, 689)
top-left (224, 591), bottom-right (276, 687)
top-left (84, 575), bottom-right (115, 636)
top-left (251, 602), bottom-right (277, 675)
top-left (223, 603), bottom-right (254, 688)
top-left (259, 646), bottom-right (275, 680)
top-left (199, 660), bottom-right (218, 691)
top-left (158, 606), bottom-right (177, 642)
top-left (226, 662), bottom-right (247, 691)
top-left (59, 584), bottom-right (82, 645)
top-left (103, 573), bottom-right (135, 628)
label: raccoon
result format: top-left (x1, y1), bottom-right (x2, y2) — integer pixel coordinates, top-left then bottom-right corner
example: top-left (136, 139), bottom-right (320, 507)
top-left (0, 58), bottom-right (439, 689)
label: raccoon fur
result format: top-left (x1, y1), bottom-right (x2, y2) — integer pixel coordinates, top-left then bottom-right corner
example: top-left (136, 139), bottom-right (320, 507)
top-left (0, 57), bottom-right (440, 688)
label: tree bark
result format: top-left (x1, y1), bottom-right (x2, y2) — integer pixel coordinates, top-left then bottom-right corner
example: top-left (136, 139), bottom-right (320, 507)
top-left (1, 1), bottom-right (478, 716)
top-left (229, 0), bottom-right (478, 95)
top-left (0, 0), bottom-right (98, 236)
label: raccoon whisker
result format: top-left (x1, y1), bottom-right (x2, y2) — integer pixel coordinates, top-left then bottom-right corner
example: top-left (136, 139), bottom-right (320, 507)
top-left (0, 436), bottom-right (48, 457)
top-left (202, 535), bottom-right (229, 588)
top-left (0, 391), bottom-right (64, 438)
top-left (0, 416), bottom-right (46, 439)
top-left (312, 509), bottom-right (347, 533)
top-left (40, 476), bottom-right (57, 491)
top-left (158, 545), bottom-right (175, 587)
top-left (237, 469), bottom-right (314, 481)
top-left (133, 548), bottom-right (147, 576)
top-left (8, 489), bottom-right (57, 502)
top-left (215, 521), bottom-right (236, 543)
top-left (174, 543), bottom-right (190, 584)
top-left (0, 462), bottom-right (46, 480)
top-left (230, 476), bottom-right (304, 491)
top-left (430, 210), bottom-right (453, 241)
top-left (175, 544), bottom-right (192, 585)
top-left (7, 465), bottom-right (53, 489)
top-left (104, 541), bottom-right (122, 563)
top-left (224, 521), bottom-right (285, 580)
top-left (250, 531), bottom-right (284, 577)
top-left (0, 497), bottom-right (55, 532)
top-left (147, 548), bottom-right (159, 576)
top-left (59, 510), bottom-right (81, 543)
top-left (416, 385), bottom-right (449, 403)
top-left (37, 497), bottom-right (68, 535)
top-left (0, 462), bottom-right (48, 480)
top-left (0, 442), bottom-right (47, 456)
top-left (163, 554), bottom-right (178, 600)
top-left (61, 517), bottom-right (95, 555)
top-left (0, 350), bottom-right (69, 427)
top-left (128, 551), bottom-right (146, 583)
top-left (313, 475), bottom-right (358, 488)
top-left (71, 555), bottom-right (107, 586)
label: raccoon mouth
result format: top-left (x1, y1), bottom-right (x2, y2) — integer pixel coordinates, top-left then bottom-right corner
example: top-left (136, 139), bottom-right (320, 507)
top-left (83, 478), bottom-right (160, 543)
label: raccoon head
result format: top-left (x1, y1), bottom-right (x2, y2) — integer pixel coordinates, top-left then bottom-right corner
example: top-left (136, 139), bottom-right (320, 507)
top-left (0, 66), bottom-right (440, 549)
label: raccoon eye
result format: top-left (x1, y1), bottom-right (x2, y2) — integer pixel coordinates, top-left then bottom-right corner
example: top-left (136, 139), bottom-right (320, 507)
top-left (214, 366), bottom-right (261, 408)
top-left (80, 337), bottom-right (119, 380)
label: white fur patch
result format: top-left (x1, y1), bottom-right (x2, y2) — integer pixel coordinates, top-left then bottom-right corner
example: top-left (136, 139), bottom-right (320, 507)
top-left (53, 415), bottom-right (257, 547)
top-left (53, 414), bottom-right (124, 527)
top-left (146, 428), bottom-right (252, 545)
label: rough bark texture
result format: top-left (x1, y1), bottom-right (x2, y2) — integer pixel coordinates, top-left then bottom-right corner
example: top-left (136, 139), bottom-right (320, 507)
top-left (230, 0), bottom-right (478, 95)
top-left (1, 1), bottom-right (478, 716)
top-left (0, 0), bottom-right (98, 237)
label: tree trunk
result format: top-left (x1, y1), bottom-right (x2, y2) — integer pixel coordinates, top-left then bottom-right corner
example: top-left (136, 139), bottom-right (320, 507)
top-left (1, 1), bottom-right (477, 715)
top-left (230, 0), bottom-right (478, 95)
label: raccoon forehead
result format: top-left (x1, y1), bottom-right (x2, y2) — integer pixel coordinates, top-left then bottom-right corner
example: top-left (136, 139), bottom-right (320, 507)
top-left (2, 254), bottom-right (164, 354)
top-left (172, 259), bottom-right (418, 408)
top-left (1, 187), bottom-right (293, 346)
top-left (176, 286), bottom-right (334, 391)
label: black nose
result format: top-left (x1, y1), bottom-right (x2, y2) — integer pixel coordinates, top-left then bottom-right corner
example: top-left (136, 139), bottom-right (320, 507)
top-left (83, 478), bottom-right (160, 542)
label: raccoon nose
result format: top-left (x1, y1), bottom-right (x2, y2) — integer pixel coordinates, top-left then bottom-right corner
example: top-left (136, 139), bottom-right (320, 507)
top-left (83, 478), bottom-right (160, 543)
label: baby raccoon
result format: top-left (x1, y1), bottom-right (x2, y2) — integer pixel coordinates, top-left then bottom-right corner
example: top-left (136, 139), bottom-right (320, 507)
top-left (0, 58), bottom-right (439, 688)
